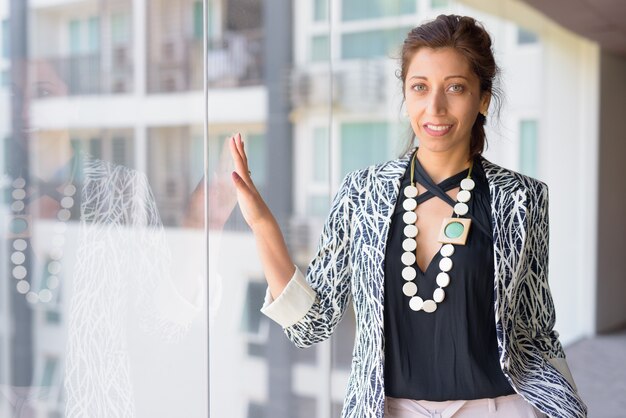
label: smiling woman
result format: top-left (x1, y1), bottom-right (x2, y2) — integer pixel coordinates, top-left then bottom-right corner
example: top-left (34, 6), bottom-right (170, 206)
top-left (230, 14), bottom-right (588, 418)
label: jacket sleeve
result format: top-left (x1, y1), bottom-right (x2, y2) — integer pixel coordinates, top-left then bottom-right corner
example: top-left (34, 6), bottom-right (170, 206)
top-left (260, 171), bottom-right (355, 348)
top-left (528, 183), bottom-right (579, 387)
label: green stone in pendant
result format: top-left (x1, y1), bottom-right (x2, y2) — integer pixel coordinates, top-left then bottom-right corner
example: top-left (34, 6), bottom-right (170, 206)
top-left (10, 218), bottom-right (28, 234)
top-left (444, 221), bottom-right (464, 239)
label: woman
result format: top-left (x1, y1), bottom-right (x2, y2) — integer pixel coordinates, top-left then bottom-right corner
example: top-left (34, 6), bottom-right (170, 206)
top-left (229, 14), bottom-right (587, 418)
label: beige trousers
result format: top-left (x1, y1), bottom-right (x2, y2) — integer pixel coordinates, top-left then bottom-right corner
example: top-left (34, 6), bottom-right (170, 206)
top-left (384, 393), bottom-right (547, 418)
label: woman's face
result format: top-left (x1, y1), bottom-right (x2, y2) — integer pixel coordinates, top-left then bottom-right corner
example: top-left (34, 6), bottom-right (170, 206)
top-left (404, 47), bottom-right (489, 155)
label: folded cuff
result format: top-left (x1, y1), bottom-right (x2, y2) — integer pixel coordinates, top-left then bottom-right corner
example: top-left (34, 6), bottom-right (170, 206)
top-left (260, 265), bottom-right (316, 328)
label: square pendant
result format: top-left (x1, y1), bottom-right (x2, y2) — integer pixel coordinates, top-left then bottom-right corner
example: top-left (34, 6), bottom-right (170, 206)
top-left (437, 217), bottom-right (471, 245)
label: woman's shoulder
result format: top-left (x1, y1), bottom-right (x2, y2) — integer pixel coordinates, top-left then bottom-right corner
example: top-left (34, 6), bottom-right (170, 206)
top-left (479, 156), bottom-right (548, 198)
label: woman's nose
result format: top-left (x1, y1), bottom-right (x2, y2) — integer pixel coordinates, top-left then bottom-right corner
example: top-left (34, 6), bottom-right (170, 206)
top-left (426, 90), bottom-right (446, 115)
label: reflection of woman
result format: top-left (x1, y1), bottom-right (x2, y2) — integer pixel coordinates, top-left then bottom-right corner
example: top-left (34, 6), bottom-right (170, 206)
top-left (230, 15), bottom-right (587, 418)
top-left (3, 58), bottom-right (202, 417)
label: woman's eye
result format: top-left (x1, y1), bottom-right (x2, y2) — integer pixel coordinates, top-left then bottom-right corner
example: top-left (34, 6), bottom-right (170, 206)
top-left (412, 84), bottom-right (427, 92)
top-left (448, 84), bottom-right (464, 93)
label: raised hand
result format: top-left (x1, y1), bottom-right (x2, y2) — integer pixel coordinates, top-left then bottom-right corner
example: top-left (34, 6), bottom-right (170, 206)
top-left (229, 133), bottom-right (273, 230)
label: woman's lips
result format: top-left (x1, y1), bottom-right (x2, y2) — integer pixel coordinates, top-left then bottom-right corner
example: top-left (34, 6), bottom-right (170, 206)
top-left (423, 123), bottom-right (453, 137)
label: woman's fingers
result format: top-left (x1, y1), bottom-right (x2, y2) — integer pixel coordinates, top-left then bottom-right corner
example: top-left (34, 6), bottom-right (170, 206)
top-left (228, 134), bottom-right (247, 176)
top-left (229, 133), bottom-right (255, 190)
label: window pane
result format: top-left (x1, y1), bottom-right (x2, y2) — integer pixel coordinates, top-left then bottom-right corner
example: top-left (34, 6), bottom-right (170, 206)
top-left (311, 34), bottom-right (330, 62)
top-left (2, 19), bottom-right (9, 58)
top-left (431, 0), bottom-right (450, 8)
top-left (520, 119), bottom-right (538, 176)
top-left (342, 0), bottom-right (415, 21)
top-left (111, 13), bottom-right (129, 44)
top-left (69, 20), bottom-right (81, 54)
top-left (517, 27), bottom-right (539, 45)
top-left (341, 27), bottom-right (411, 59)
top-left (87, 17), bottom-right (100, 52)
top-left (313, 126), bottom-right (329, 181)
top-left (314, 0), bottom-right (329, 21)
top-left (340, 122), bottom-right (392, 177)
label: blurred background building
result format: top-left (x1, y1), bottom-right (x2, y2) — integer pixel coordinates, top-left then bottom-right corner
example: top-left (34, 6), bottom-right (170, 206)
top-left (0, 0), bottom-right (624, 417)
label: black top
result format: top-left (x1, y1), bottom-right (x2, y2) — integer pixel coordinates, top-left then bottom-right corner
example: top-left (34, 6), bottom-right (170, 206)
top-left (383, 150), bottom-right (515, 401)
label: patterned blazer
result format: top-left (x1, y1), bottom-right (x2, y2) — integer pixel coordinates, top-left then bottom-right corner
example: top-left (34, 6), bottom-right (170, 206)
top-left (261, 146), bottom-right (587, 418)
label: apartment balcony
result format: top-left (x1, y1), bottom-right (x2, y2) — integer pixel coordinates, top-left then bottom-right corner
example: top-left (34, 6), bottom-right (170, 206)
top-left (206, 30), bottom-right (263, 89)
top-left (44, 47), bottom-right (133, 96)
top-left (147, 30), bottom-right (263, 94)
top-left (290, 60), bottom-right (387, 112)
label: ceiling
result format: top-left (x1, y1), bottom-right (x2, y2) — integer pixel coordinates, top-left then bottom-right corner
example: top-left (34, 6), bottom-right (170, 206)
top-left (521, 0), bottom-right (626, 56)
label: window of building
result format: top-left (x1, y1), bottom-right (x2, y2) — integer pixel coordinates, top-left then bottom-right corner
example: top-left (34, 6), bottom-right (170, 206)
top-left (340, 121), bottom-right (391, 177)
top-left (240, 281), bottom-right (269, 342)
top-left (68, 20), bottom-right (81, 54)
top-left (311, 34), bottom-right (330, 62)
top-left (2, 19), bottom-right (9, 59)
top-left (87, 17), bottom-right (100, 53)
top-left (193, 1), bottom-right (203, 40)
top-left (246, 133), bottom-right (267, 187)
top-left (341, 0), bottom-right (415, 21)
top-left (341, 27), bottom-right (412, 59)
top-left (517, 27), bottom-right (539, 45)
top-left (1, 69), bottom-right (9, 86)
top-left (314, 0), bottom-right (329, 22)
top-left (308, 194), bottom-right (331, 217)
top-left (431, 0), bottom-right (450, 8)
top-left (519, 119), bottom-right (538, 177)
top-left (40, 357), bottom-right (58, 387)
top-left (312, 127), bottom-right (329, 182)
top-left (45, 310), bottom-right (61, 324)
top-left (111, 13), bottom-right (130, 45)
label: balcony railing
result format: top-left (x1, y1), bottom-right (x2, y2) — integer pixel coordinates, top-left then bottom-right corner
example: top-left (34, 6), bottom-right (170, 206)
top-left (206, 30), bottom-right (263, 88)
top-left (148, 30), bottom-right (263, 94)
top-left (44, 48), bottom-right (133, 96)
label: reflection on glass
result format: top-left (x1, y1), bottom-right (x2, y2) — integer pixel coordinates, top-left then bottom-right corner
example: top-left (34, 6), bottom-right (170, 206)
top-left (1, 1), bottom-right (207, 417)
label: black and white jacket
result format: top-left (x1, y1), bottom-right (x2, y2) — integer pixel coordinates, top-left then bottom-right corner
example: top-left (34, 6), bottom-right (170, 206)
top-left (261, 146), bottom-right (587, 418)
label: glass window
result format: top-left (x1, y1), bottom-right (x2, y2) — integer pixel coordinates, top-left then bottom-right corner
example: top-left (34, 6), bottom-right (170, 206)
top-left (1, 69), bottom-right (9, 86)
top-left (517, 27), bottom-right (539, 45)
top-left (240, 281), bottom-right (268, 338)
top-left (111, 137), bottom-right (127, 166)
top-left (311, 34), bottom-right (330, 62)
top-left (342, 0), bottom-right (415, 21)
top-left (308, 194), bottom-right (331, 217)
top-left (193, 1), bottom-right (203, 40)
top-left (69, 19), bottom-right (81, 54)
top-left (312, 126), bottom-right (329, 182)
top-left (519, 119), bottom-right (538, 176)
top-left (2, 19), bottom-right (9, 59)
top-left (314, 0), bottom-right (329, 22)
top-left (246, 133), bottom-right (267, 187)
top-left (40, 357), bottom-right (58, 387)
top-left (341, 27), bottom-right (412, 59)
top-left (431, 0), bottom-right (450, 8)
top-left (87, 17), bottom-right (100, 53)
top-left (45, 310), bottom-right (61, 324)
top-left (111, 13), bottom-right (130, 45)
top-left (340, 122), bottom-right (390, 177)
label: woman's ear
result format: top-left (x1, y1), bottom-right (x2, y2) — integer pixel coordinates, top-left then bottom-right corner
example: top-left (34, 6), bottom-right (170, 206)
top-left (480, 92), bottom-right (492, 115)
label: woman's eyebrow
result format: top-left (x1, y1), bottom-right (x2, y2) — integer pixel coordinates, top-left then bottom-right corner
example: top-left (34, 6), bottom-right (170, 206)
top-left (408, 75), bottom-right (469, 80)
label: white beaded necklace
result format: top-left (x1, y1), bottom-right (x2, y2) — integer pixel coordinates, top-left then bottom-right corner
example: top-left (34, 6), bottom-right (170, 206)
top-left (9, 162), bottom-right (77, 305)
top-left (400, 153), bottom-right (475, 313)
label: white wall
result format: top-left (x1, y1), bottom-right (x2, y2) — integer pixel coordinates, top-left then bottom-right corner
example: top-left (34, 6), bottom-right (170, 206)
top-left (595, 50), bottom-right (626, 333)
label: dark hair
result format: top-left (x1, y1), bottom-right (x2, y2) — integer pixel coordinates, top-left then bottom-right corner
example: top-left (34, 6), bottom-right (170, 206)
top-left (398, 14), bottom-right (501, 161)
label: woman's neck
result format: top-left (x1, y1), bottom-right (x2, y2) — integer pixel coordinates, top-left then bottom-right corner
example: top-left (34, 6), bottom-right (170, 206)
top-left (415, 145), bottom-right (471, 184)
